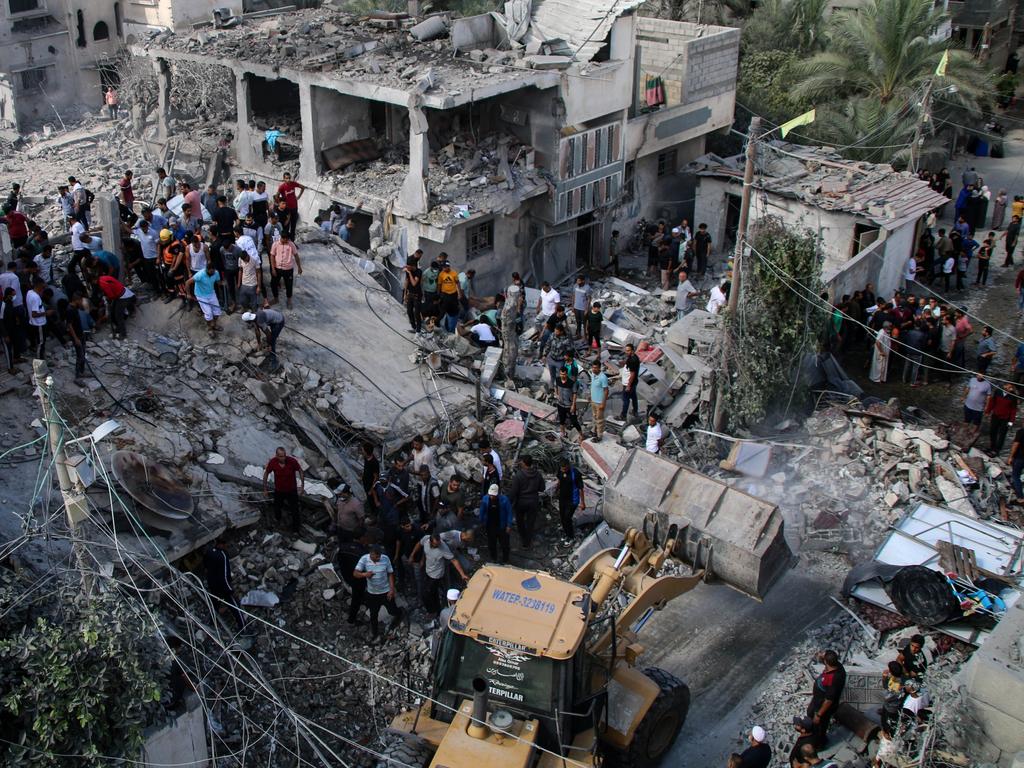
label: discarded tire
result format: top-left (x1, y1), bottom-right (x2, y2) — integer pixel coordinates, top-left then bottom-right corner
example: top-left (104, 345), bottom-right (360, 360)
top-left (884, 565), bottom-right (960, 626)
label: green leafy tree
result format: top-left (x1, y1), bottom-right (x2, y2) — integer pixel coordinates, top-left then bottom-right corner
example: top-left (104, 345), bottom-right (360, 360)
top-left (741, 0), bottom-right (829, 56)
top-left (722, 218), bottom-right (825, 429)
top-left (737, 50), bottom-right (813, 124)
top-left (792, 0), bottom-right (993, 111)
top-left (0, 591), bottom-right (167, 767)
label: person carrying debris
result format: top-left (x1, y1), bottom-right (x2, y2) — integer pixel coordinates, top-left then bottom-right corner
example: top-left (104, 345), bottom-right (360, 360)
top-left (353, 543), bottom-right (403, 641)
top-left (263, 447), bottom-right (305, 533)
top-left (478, 484), bottom-right (513, 564)
top-left (243, 308), bottom-right (285, 369)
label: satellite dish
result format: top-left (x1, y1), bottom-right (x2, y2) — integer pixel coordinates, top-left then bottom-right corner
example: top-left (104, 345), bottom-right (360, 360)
top-left (110, 451), bottom-right (194, 520)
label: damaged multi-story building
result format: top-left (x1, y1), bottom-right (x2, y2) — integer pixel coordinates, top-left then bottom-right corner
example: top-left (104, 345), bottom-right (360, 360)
top-left (133, 1), bottom-right (740, 292)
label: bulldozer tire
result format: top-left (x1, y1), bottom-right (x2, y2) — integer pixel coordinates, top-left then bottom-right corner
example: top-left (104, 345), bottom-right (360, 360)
top-left (609, 667), bottom-right (690, 768)
top-left (376, 736), bottom-right (435, 768)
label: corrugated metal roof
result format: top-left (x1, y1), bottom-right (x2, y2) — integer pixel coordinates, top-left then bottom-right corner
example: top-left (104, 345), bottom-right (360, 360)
top-left (527, 0), bottom-right (646, 62)
top-left (693, 143), bottom-right (950, 230)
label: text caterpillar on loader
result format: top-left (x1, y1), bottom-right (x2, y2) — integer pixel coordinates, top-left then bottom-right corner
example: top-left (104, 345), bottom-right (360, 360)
top-left (380, 467), bottom-right (792, 768)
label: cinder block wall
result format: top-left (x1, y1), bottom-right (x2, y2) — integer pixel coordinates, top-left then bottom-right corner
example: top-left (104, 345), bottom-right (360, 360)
top-left (635, 18), bottom-right (739, 106)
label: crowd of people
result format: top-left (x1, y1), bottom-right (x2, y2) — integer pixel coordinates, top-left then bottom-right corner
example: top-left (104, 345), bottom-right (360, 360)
top-left (0, 168), bottom-right (316, 380)
top-left (729, 636), bottom-right (933, 768)
top-left (216, 437), bottom-right (590, 641)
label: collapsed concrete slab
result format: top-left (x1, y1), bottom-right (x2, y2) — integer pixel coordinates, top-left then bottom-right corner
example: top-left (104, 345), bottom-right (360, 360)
top-left (600, 448), bottom-right (793, 599)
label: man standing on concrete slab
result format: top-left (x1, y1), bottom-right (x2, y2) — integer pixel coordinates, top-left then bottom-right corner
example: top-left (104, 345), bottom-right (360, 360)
top-left (507, 456), bottom-right (544, 549)
top-left (619, 343), bottom-right (641, 421)
top-left (590, 359), bottom-right (609, 442)
top-left (546, 324), bottom-right (572, 390)
top-left (263, 446), bottom-right (304, 533)
top-left (269, 231), bottom-right (301, 310)
top-left (693, 222), bottom-right (712, 276)
top-left (410, 531), bottom-right (466, 617)
top-left (277, 172), bottom-right (304, 239)
top-left (736, 726), bottom-right (771, 768)
top-left (645, 413), bottom-right (664, 454)
top-left (807, 649), bottom-right (846, 748)
top-left (155, 167), bottom-right (176, 204)
top-left (403, 255), bottom-right (423, 333)
top-left (555, 368), bottom-right (583, 441)
top-left (555, 456), bottom-right (585, 539)
top-left (478, 484), bottom-right (513, 564)
top-left (676, 270), bottom-right (698, 321)
top-left (353, 543), bottom-right (403, 641)
top-left (572, 275), bottom-right (592, 339)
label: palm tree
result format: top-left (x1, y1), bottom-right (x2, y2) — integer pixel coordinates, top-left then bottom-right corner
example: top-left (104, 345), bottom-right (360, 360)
top-left (792, 0), bottom-right (993, 113)
top-left (742, 0), bottom-right (830, 56)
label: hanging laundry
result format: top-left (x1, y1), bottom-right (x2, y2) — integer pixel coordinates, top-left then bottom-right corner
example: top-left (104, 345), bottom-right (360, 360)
top-left (644, 74), bottom-right (666, 108)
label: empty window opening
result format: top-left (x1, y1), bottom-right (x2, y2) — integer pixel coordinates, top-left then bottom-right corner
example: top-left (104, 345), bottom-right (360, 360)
top-left (467, 220), bottom-right (495, 259)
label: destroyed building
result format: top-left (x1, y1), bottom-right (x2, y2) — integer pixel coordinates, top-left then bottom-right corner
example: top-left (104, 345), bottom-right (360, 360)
top-left (132, 1), bottom-right (740, 293)
top-left (692, 144), bottom-right (950, 299)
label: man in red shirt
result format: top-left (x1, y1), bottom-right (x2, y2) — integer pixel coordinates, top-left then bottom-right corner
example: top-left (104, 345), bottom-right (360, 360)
top-left (986, 383), bottom-right (1018, 455)
top-left (263, 446), bottom-right (304, 531)
top-left (119, 170), bottom-right (135, 210)
top-left (178, 181), bottom-right (202, 224)
top-left (1, 205), bottom-right (30, 248)
top-left (276, 172), bottom-right (304, 239)
top-left (95, 274), bottom-right (135, 339)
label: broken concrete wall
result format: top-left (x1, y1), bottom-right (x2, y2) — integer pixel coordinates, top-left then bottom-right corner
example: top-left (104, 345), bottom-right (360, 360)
top-left (822, 235), bottom-right (884, 303)
top-left (634, 17), bottom-right (740, 107)
top-left (450, 13), bottom-right (500, 51)
top-left (123, 0), bottom-right (223, 32)
top-left (140, 694), bottom-right (208, 766)
top-left (310, 86), bottom-right (373, 171)
top-left (964, 597), bottom-right (1024, 760)
top-left (559, 18), bottom-right (635, 126)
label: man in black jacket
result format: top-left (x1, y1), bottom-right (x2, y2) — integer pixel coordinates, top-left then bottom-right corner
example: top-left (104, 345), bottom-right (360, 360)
top-left (204, 537), bottom-right (245, 631)
top-left (506, 456), bottom-right (544, 548)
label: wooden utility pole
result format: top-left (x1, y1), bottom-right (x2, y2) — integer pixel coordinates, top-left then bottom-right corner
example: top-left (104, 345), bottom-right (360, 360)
top-left (909, 78), bottom-right (936, 175)
top-left (32, 360), bottom-right (91, 584)
top-left (713, 116), bottom-right (760, 431)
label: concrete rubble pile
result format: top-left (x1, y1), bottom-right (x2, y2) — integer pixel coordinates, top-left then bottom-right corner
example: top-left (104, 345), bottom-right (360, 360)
top-left (511, 274), bottom-right (721, 430)
top-left (737, 613), bottom-right (998, 767)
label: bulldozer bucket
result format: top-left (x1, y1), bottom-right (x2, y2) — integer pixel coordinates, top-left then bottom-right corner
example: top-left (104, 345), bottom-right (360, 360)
top-left (600, 448), bottom-right (793, 599)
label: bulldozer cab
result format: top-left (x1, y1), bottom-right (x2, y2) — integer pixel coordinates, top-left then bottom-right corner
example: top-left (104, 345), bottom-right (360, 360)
top-left (429, 566), bottom-right (607, 756)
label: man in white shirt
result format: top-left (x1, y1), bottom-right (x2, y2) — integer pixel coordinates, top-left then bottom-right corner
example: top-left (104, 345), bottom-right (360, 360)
top-left (0, 262), bottom-right (23, 308)
top-left (537, 281), bottom-right (560, 318)
top-left (675, 269), bottom-right (698, 320)
top-left (706, 281), bottom-right (728, 314)
top-left (465, 319), bottom-right (497, 348)
top-left (904, 255), bottom-right (919, 290)
top-left (25, 276), bottom-right (49, 358)
top-left (410, 435), bottom-right (436, 475)
top-left (645, 413), bottom-right (664, 454)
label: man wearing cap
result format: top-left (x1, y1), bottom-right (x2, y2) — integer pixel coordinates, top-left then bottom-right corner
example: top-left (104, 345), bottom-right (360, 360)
top-left (478, 484), bottom-right (513, 564)
top-left (245, 307), bottom-right (285, 369)
top-left (411, 531), bottom-right (467, 617)
top-left (736, 726), bottom-right (771, 768)
top-left (353, 543), bottom-right (403, 640)
top-left (439, 588), bottom-right (459, 627)
top-left (793, 743), bottom-right (839, 768)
